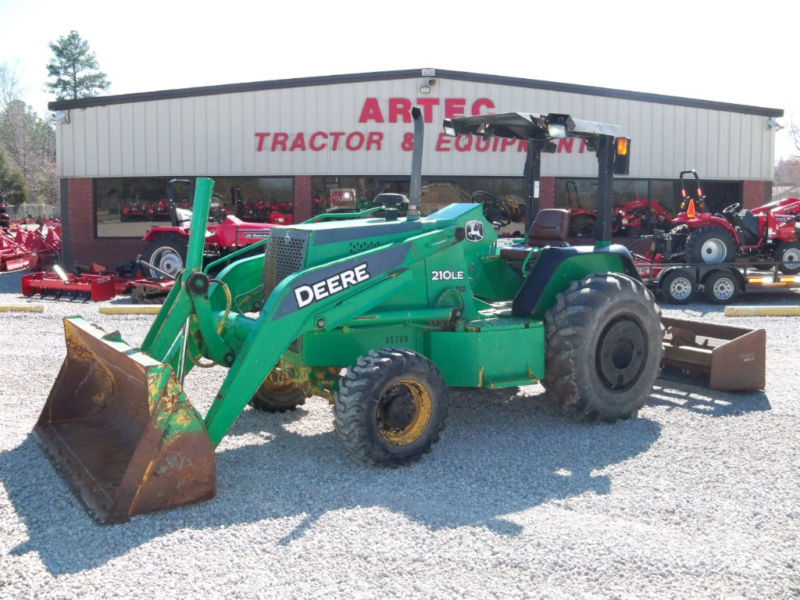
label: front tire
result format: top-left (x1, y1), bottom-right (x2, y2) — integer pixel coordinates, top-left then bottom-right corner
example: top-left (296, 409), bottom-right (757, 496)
top-left (685, 226), bottom-right (736, 263)
top-left (249, 370), bottom-right (307, 413)
top-left (543, 273), bottom-right (663, 422)
top-left (334, 348), bottom-right (448, 466)
top-left (142, 233), bottom-right (188, 279)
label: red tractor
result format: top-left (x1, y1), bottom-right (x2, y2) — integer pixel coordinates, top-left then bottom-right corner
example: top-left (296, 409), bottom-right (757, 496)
top-left (655, 171), bottom-right (800, 273)
top-left (141, 180), bottom-right (275, 278)
top-left (565, 180), bottom-right (673, 238)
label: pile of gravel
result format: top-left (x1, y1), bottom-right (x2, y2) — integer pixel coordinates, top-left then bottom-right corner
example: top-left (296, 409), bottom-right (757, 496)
top-left (1, 268), bottom-right (798, 599)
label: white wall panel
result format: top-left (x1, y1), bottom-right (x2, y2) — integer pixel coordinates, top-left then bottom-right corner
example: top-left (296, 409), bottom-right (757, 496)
top-left (56, 74), bottom-right (778, 182)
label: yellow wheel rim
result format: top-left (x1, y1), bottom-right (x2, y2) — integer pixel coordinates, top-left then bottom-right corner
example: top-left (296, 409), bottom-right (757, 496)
top-left (377, 379), bottom-right (433, 446)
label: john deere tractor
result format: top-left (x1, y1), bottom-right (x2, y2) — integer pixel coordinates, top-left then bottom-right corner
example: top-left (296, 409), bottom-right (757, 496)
top-left (35, 109), bottom-right (664, 523)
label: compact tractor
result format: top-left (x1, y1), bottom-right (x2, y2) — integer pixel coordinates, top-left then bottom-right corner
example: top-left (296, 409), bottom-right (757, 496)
top-left (140, 179), bottom-right (275, 279)
top-left (35, 109), bottom-right (759, 524)
top-left (654, 170), bottom-right (800, 272)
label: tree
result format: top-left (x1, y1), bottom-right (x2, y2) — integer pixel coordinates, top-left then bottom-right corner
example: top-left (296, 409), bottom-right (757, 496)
top-left (46, 30), bottom-right (110, 101)
top-left (0, 101), bottom-right (56, 205)
top-left (0, 150), bottom-right (27, 205)
top-left (0, 61), bottom-right (23, 110)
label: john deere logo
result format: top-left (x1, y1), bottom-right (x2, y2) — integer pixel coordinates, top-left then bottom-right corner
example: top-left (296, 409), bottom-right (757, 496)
top-left (465, 220), bottom-right (484, 242)
top-left (294, 263), bottom-right (370, 308)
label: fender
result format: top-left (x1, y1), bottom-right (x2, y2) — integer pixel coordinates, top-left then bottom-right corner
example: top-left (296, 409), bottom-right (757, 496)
top-left (141, 225), bottom-right (189, 242)
top-left (512, 244), bottom-right (641, 318)
top-left (672, 213), bottom-right (740, 244)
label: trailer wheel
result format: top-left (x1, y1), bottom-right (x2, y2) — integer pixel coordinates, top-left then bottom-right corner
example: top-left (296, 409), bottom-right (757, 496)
top-left (570, 214), bottom-right (596, 238)
top-left (249, 371), bottom-right (307, 413)
top-left (703, 270), bottom-right (740, 304)
top-left (543, 273), bottom-right (663, 422)
top-left (660, 269), bottom-right (696, 304)
top-left (777, 241), bottom-right (800, 274)
top-left (142, 233), bottom-right (188, 279)
top-left (334, 348), bottom-right (448, 466)
top-left (685, 226), bottom-right (736, 263)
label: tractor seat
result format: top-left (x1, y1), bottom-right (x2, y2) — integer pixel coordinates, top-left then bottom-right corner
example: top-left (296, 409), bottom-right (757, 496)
top-left (500, 208), bottom-right (571, 263)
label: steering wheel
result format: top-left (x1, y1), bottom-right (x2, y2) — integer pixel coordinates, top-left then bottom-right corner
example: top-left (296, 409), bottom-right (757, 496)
top-left (722, 202), bottom-right (741, 216)
top-left (471, 190), bottom-right (512, 227)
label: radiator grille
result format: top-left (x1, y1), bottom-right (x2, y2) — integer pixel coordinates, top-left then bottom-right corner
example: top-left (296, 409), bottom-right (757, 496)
top-left (262, 229), bottom-right (309, 299)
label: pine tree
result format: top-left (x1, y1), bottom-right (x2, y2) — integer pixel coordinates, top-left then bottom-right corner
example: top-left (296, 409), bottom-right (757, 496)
top-left (46, 30), bottom-right (110, 101)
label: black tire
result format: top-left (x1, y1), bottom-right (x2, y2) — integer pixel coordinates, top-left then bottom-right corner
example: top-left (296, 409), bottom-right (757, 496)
top-left (543, 273), bottom-right (663, 422)
top-left (702, 270), bottom-right (740, 304)
top-left (660, 269), bottom-right (696, 304)
top-left (685, 226), bottom-right (736, 264)
top-left (142, 233), bottom-right (188, 279)
top-left (334, 348), bottom-right (448, 466)
top-left (570, 214), bottom-right (596, 238)
top-left (777, 241), bottom-right (800, 274)
top-left (249, 371), bottom-right (307, 413)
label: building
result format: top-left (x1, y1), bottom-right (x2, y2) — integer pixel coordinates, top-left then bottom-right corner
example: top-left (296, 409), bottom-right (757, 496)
top-left (48, 68), bottom-right (783, 267)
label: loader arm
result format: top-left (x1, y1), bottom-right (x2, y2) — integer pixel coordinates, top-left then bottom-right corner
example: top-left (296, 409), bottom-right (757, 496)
top-left (199, 225), bottom-right (467, 446)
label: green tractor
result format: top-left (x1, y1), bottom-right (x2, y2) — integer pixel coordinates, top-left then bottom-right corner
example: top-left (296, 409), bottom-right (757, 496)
top-left (35, 109), bottom-right (664, 523)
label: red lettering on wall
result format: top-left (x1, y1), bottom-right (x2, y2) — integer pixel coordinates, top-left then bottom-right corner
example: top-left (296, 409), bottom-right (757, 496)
top-left (272, 133), bottom-right (288, 151)
top-left (389, 98), bottom-right (412, 123)
top-left (255, 132), bottom-right (270, 151)
top-left (435, 133), bottom-right (451, 152)
top-left (329, 132), bottom-right (345, 150)
top-left (366, 131), bottom-right (383, 150)
top-left (310, 132), bottom-right (327, 151)
top-left (475, 136), bottom-right (490, 152)
top-left (471, 98), bottom-right (495, 115)
top-left (416, 98), bottom-right (440, 122)
top-left (289, 133), bottom-right (306, 151)
top-left (556, 138), bottom-right (587, 153)
top-left (444, 98), bottom-right (466, 119)
top-left (346, 132), bottom-right (364, 151)
top-left (455, 135), bottom-right (472, 152)
top-left (501, 139), bottom-right (515, 151)
top-left (358, 98), bottom-right (384, 123)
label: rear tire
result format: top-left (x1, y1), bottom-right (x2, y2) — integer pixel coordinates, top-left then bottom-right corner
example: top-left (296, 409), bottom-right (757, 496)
top-left (702, 270), bottom-right (740, 304)
top-left (543, 273), bottom-right (663, 422)
top-left (777, 241), bottom-right (800, 274)
top-left (685, 226), bottom-right (736, 263)
top-left (334, 348), bottom-right (448, 466)
top-left (142, 233), bottom-right (188, 279)
top-left (660, 269), bottom-right (696, 304)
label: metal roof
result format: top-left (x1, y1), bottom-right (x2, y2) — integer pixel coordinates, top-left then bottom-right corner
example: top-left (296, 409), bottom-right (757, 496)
top-left (48, 68), bottom-right (783, 118)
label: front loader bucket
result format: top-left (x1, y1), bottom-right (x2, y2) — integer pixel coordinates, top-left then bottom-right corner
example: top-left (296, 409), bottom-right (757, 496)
top-left (661, 317), bottom-right (766, 391)
top-left (34, 317), bottom-right (215, 524)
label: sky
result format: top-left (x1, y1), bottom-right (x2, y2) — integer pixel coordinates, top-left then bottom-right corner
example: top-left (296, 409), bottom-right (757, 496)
top-left (1, 0), bottom-right (799, 160)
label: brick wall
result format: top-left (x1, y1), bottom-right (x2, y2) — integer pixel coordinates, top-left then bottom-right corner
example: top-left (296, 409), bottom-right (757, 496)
top-left (539, 177), bottom-right (556, 210)
top-left (742, 180), bottom-right (771, 210)
top-left (293, 176), bottom-right (312, 222)
top-left (65, 178), bottom-right (146, 268)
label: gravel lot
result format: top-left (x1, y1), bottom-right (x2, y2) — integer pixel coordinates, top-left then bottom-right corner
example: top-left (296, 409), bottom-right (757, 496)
top-left (1, 268), bottom-right (798, 599)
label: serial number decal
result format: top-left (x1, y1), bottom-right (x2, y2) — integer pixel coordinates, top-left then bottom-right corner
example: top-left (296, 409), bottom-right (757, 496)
top-left (385, 335), bottom-right (409, 344)
top-left (431, 270), bottom-right (465, 281)
top-left (243, 231), bottom-right (270, 239)
top-left (294, 263), bottom-right (370, 308)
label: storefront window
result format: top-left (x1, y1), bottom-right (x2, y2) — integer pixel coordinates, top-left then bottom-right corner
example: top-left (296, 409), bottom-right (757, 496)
top-left (94, 176), bottom-right (293, 238)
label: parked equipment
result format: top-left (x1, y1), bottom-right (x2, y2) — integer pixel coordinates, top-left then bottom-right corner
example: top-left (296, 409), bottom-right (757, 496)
top-left (140, 179), bottom-right (276, 278)
top-left (636, 258), bottom-right (800, 305)
top-left (34, 110), bottom-right (757, 523)
top-left (661, 318), bottom-right (765, 391)
top-left (654, 170), bottom-right (800, 269)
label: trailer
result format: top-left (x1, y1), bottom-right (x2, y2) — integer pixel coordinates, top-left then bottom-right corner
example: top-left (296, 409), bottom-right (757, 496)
top-left (635, 258), bottom-right (800, 304)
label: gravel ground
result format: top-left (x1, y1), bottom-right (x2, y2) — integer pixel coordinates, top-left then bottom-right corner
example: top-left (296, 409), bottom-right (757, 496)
top-left (0, 268), bottom-right (798, 599)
